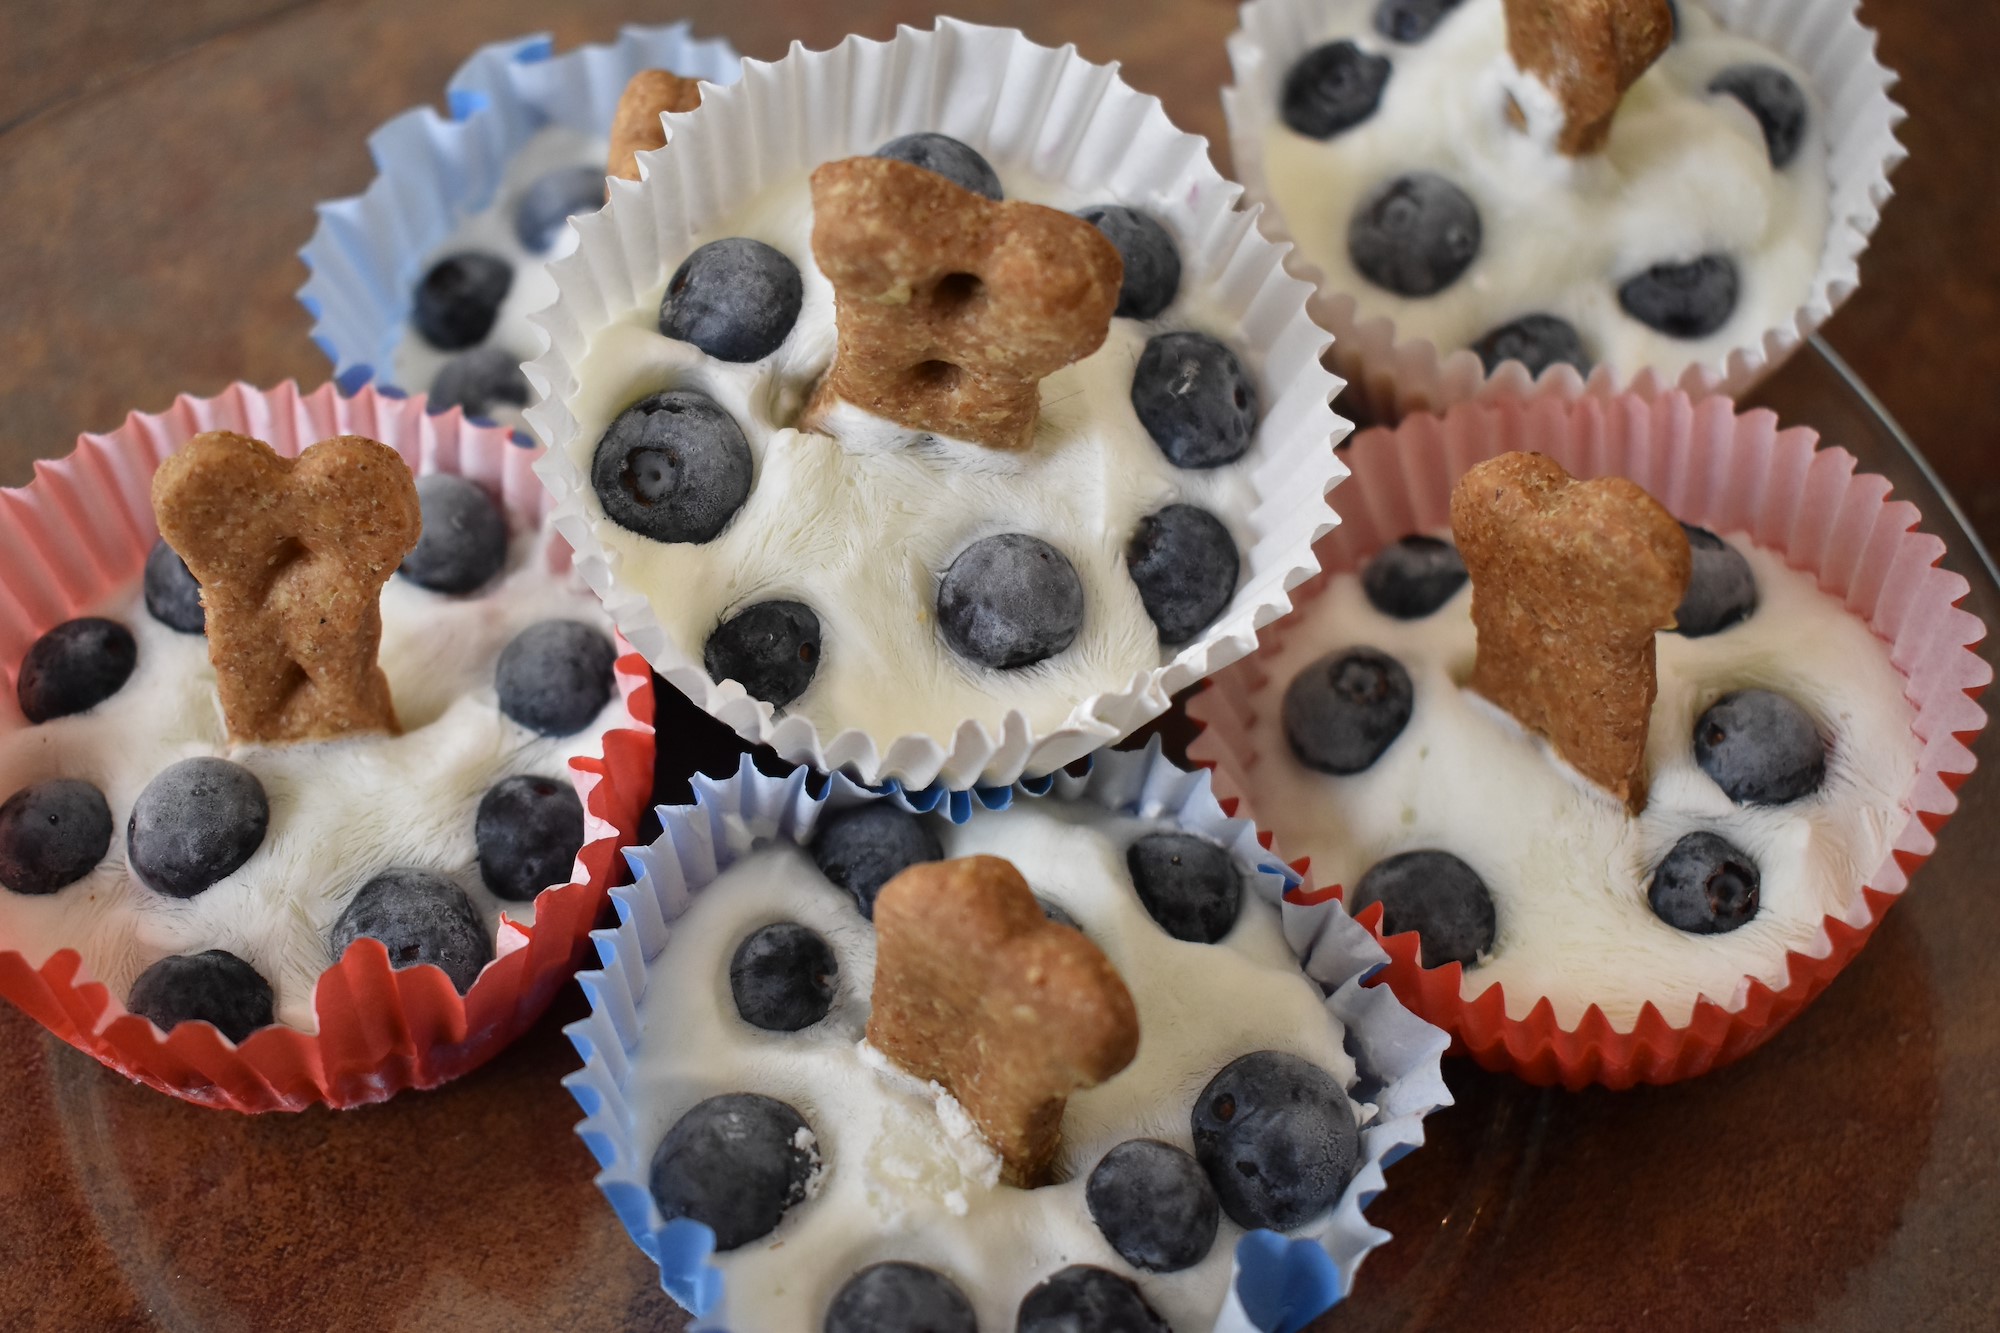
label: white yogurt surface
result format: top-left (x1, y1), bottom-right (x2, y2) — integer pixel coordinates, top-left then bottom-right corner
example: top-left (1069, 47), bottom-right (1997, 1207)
top-left (630, 799), bottom-right (1360, 1332)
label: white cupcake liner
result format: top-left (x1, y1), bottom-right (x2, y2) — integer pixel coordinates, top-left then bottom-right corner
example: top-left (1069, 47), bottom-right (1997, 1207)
top-left (561, 741), bottom-right (1451, 1331)
top-left (524, 18), bottom-right (1350, 791)
top-left (1223, 0), bottom-right (1905, 420)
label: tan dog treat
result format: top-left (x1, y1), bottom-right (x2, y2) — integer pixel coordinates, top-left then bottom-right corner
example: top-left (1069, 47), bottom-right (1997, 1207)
top-left (1503, 0), bottom-right (1674, 154)
top-left (152, 431), bottom-right (422, 746)
top-left (608, 69), bottom-right (703, 182)
top-left (867, 854), bottom-right (1139, 1187)
top-left (1450, 451), bottom-right (1689, 811)
top-left (803, 155), bottom-right (1123, 451)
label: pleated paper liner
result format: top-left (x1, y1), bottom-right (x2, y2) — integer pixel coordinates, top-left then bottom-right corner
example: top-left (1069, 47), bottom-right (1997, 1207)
top-left (1188, 389), bottom-right (1989, 1090)
top-left (0, 381), bottom-right (655, 1111)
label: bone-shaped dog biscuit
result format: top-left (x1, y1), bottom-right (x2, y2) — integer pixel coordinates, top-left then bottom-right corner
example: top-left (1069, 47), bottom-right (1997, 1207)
top-left (1503, 0), bottom-right (1674, 155)
top-left (804, 155), bottom-right (1123, 451)
top-left (152, 431), bottom-right (421, 746)
top-left (868, 855), bottom-right (1139, 1188)
top-left (608, 70), bottom-right (703, 182)
top-left (1450, 451), bottom-right (1689, 811)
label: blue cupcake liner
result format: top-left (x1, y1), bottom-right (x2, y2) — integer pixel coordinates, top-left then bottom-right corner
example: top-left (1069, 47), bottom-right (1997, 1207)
top-left (563, 740), bottom-right (1452, 1333)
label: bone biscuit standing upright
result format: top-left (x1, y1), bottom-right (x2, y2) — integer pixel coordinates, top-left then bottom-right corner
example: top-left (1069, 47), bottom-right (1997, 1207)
top-left (1503, 0), bottom-right (1675, 155)
top-left (608, 70), bottom-right (704, 182)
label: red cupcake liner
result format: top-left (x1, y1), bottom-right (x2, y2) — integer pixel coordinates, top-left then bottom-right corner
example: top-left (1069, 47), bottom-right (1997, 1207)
top-left (1189, 389), bottom-right (1989, 1090)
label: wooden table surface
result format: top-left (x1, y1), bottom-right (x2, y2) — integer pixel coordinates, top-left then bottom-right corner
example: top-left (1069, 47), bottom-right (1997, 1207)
top-left (1, 2), bottom-right (1996, 1331)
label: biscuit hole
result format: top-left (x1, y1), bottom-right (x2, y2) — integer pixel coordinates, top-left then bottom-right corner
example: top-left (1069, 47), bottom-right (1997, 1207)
top-left (931, 271), bottom-right (983, 314)
top-left (909, 360), bottom-right (964, 392)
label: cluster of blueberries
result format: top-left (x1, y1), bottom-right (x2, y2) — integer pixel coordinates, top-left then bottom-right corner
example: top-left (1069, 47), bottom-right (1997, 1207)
top-left (1282, 523), bottom-right (1828, 969)
top-left (586, 132), bottom-right (1257, 709)
top-left (656, 800), bottom-right (1360, 1332)
top-left (1281, 0), bottom-right (1811, 375)
top-left (0, 476), bottom-right (621, 1041)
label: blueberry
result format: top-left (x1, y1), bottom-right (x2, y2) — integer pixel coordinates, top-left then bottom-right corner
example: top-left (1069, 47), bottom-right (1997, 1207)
top-left (730, 922), bottom-right (837, 1031)
top-left (704, 601), bottom-right (822, 707)
top-left (475, 774), bottom-right (585, 902)
top-left (1280, 41), bottom-right (1393, 140)
top-left (658, 237), bottom-right (803, 363)
top-left (1191, 1050), bottom-right (1358, 1231)
top-left (400, 474), bottom-right (508, 595)
top-left (1617, 255), bottom-right (1739, 339)
top-left (1075, 205), bottom-right (1181, 320)
top-left (144, 539), bottom-right (205, 634)
top-left (591, 389), bottom-right (754, 545)
top-left (1347, 849), bottom-right (1496, 968)
top-left (1086, 1139), bottom-right (1220, 1273)
top-left (1471, 314), bottom-right (1592, 378)
top-left (873, 133), bottom-right (1003, 200)
top-left (650, 1093), bottom-right (817, 1252)
top-left (1362, 535), bottom-right (1466, 619)
top-left (330, 867), bottom-right (494, 992)
top-left (127, 758), bottom-right (269, 899)
top-left (16, 618), bottom-right (137, 723)
top-left (412, 251), bottom-right (513, 351)
top-left (1373, 0), bottom-right (1465, 42)
top-left (1018, 1266), bottom-right (1168, 1333)
top-left (1694, 690), bottom-right (1826, 806)
top-left (513, 163), bottom-right (605, 252)
top-left (1348, 172), bottom-right (1482, 297)
top-left (1126, 832), bottom-right (1241, 944)
top-left (810, 804), bottom-right (943, 920)
top-left (496, 620), bottom-right (617, 736)
top-left (126, 950), bottom-right (274, 1043)
top-left (428, 346), bottom-right (531, 422)
top-left (1131, 332), bottom-right (1259, 469)
top-left (1126, 505), bottom-right (1239, 647)
top-left (1674, 524), bottom-right (1757, 636)
top-left (1649, 831), bottom-right (1760, 933)
top-left (1710, 64), bottom-right (1809, 169)
top-left (1282, 647), bottom-right (1414, 775)
top-left (0, 779), bottom-right (112, 896)
top-left (937, 534), bottom-right (1085, 670)
top-left (826, 1261), bottom-right (976, 1333)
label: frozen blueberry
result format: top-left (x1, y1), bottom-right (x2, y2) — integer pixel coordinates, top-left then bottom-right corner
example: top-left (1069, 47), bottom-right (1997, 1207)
top-left (1192, 1050), bottom-right (1358, 1231)
top-left (496, 620), bottom-right (617, 737)
top-left (400, 473), bottom-right (508, 595)
top-left (705, 601), bottom-right (822, 707)
top-left (826, 1261), bottom-right (976, 1333)
top-left (873, 132), bottom-right (1003, 200)
top-left (127, 758), bottom-right (269, 899)
top-left (412, 251), bottom-right (512, 351)
top-left (475, 774), bottom-right (585, 902)
top-left (1018, 1266), bottom-right (1168, 1333)
top-left (1086, 1139), bottom-right (1220, 1273)
top-left (730, 922), bottom-right (837, 1032)
top-left (1710, 64), bottom-right (1809, 169)
top-left (1649, 831), bottom-right (1760, 934)
top-left (1126, 505), bottom-right (1238, 647)
top-left (1348, 850), bottom-right (1495, 968)
top-left (1131, 332), bottom-right (1260, 469)
top-left (1674, 524), bottom-right (1757, 637)
top-left (17, 618), bottom-right (137, 723)
top-left (810, 804), bottom-right (943, 920)
top-left (1349, 172), bottom-right (1481, 297)
top-left (591, 389), bottom-right (754, 545)
top-left (1076, 204), bottom-right (1181, 320)
top-left (331, 868), bottom-right (493, 992)
top-left (1280, 41), bottom-right (1393, 140)
top-left (659, 237), bottom-right (804, 363)
top-left (126, 950), bottom-right (274, 1043)
top-left (937, 534), bottom-right (1085, 670)
top-left (1282, 646), bottom-right (1414, 775)
top-left (428, 346), bottom-right (531, 422)
top-left (1471, 314), bottom-right (1592, 378)
top-left (0, 779), bottom-right (112, 896)
top-left (1617, 255), bottom-right (1739, 339)
top-left (1694, 690), bottom-right (1826, 806)
top-left (1374, 0), bottom-right (1465, 42)
top-left (1127, 831), bottom-right (1241, 944)
top-left (650, 1093), bottom-right (816, 1252)
top-left (1362, 535), bottom-right (1466, 619)
top-left (513, 163), bottom-right (605, 252)
top-left (144, 539), bottom-right (204, 634)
